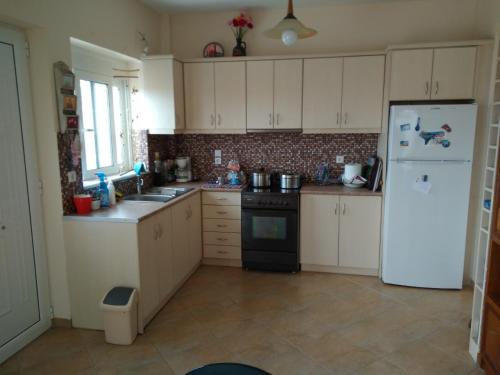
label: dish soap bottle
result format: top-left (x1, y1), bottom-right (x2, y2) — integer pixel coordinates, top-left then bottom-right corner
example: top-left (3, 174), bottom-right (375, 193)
top-left (153, 152), bottom-right (163, 186)
top-left (107, 180), bottom-right (116, 206)
top-left (95, 172), bottom-right (110, 208)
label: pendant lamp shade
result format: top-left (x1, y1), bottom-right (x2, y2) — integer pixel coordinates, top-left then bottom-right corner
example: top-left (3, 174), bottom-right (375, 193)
top-left (264, 0), bottom-right (317, 45)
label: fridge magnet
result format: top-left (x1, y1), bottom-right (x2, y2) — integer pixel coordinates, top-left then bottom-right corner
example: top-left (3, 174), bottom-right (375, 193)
top-left (400, 123), bottom-right (411, 132)
top-left (400, 140), bottom-right (409, 147)
top-left (442, 124), bottom-right (452, 132)
top-left (412, 176), bottom-right (432, 194)
top-left (66, 115), bottom-right (79, 130)
top-left (415, 117), bottom-right (421, 131)
top-left (63, 95), bottom-right (77, 115)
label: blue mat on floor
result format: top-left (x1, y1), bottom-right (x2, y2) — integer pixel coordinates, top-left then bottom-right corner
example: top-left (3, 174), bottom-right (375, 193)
top-left (186, 363), bottom-right (271, 375)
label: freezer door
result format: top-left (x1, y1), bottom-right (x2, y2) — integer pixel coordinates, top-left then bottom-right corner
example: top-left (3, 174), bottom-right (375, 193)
top-left (382, 160), bottom-right (472, 289)
top-left (388, 104), bottom-right (477, 161)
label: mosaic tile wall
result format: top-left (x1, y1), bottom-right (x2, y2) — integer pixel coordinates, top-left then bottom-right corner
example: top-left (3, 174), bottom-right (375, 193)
top-left (147, 133), bottom-right (379, 182)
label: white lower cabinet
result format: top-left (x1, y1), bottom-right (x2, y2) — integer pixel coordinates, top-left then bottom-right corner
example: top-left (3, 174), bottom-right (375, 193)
top-left (202, 191), bottom-right (241, 264)
top-left (300, 194), bottom-right (382, 275)
top-left (64, 192), bottom-right (202, 332)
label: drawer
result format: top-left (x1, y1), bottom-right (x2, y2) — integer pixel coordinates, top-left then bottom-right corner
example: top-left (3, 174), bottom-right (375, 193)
top-left (204, 245), bottom-right (241, 260)
top-left (203, 205), bottom-right (241, 220)
top-left (203, 218), bottom-right (241, 233)
top-left (203, 232), bottom-right (241, 247)
top-left (202, 191), bottom-right (241, 206)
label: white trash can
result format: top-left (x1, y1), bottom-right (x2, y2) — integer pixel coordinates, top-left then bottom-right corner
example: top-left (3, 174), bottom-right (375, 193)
top-left (100, 287), bottom-right (138, 345)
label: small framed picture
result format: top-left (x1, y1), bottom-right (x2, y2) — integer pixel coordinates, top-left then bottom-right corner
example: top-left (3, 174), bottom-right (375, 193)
top-left (63, 95), bottom-right (77, 115)
top-left (66, 115), bottom-right (79, 129)
top-left (203, 42), bottom-right (224, 58)
top-left (60, 73), bottom-right (75, 94)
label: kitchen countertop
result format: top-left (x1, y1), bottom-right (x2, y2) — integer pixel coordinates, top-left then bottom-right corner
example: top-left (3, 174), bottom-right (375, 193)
top-left (63, 181), bottom-right (246, 224)
top-left (300, 183), bottom-right (383, 196)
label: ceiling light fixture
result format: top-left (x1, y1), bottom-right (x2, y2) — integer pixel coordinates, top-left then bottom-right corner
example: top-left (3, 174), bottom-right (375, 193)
top-left (264, 0), bottom-right (317, 46)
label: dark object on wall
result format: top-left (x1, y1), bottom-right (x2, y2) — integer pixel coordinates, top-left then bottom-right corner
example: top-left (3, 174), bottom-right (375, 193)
top-left (54, 61), bottom-right (76, 133)
top-left (232, 38), bottom-right (247, 56)
top-left (203, 42), bottom-right (224, 58)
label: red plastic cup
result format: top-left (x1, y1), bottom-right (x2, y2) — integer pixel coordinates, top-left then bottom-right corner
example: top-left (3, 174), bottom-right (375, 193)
top-left (73, 194), bottom-right (92, 214)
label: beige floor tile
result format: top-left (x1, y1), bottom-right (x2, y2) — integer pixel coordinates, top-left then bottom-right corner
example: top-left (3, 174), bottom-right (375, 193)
top-left (349, 358), bottom-right (410, 375)
top-left (19, 350), bottom-right (93, 375)
top-left (384, 338), bottom-right (475, 375)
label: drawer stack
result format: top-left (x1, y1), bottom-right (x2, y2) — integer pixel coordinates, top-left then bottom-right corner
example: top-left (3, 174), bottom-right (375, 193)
top-left (202, 191), bottom-right (241, 262)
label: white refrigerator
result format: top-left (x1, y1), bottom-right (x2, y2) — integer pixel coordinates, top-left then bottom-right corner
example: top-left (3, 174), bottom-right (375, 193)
top-left (382, 103), bottom-right (477, 289)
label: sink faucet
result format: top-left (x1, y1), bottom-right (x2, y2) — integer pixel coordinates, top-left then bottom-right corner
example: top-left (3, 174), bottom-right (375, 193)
top-left (137, 175), bottom-right (144, 195)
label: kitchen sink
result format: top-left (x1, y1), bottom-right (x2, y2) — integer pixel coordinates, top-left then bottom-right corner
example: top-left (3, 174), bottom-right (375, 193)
top-left (123, 187), bottom-right (194, 203)
top-left (123, 194), bottom-right (175, 203)
top-left (147, 187), bottom-right (194, 196)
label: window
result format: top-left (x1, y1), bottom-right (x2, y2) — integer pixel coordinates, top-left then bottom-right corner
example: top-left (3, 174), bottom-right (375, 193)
top-left (77, 71), bottom-right (131, 180)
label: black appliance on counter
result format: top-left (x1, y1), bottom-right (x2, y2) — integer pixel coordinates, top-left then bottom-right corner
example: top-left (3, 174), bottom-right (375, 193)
top-left (241, 185), bottom-right (300, 272)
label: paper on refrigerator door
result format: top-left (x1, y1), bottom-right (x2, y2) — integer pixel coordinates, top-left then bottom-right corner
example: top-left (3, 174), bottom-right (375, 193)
top-left (412, 179), bottom-right (432, 194)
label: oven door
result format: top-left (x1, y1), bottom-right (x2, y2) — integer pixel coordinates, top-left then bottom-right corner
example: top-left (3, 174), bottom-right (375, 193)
top-left (241, 208), bottom-right (298, 253)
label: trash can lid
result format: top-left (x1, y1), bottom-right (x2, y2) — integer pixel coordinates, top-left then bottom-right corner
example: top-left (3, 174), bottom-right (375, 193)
top-left (103, 287), bottom-right (135, 306)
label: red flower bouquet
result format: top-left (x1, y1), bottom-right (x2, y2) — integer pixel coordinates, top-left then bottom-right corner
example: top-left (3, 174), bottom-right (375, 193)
top-left (227, 13), bottom-right (254, 40)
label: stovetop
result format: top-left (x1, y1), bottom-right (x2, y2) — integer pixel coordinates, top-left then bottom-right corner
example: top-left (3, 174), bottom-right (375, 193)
top-left (244, 185), bottom-right (300, 194)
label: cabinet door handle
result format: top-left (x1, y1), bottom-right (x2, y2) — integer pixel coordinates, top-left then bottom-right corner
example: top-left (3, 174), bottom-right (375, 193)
top-left (210, 114), bottom-right (215, 126)
top-left (344, 113), bottom-right (348, 125)
top-left (269, 113), bottom-right (273, 126)
top-left (336, 112), bottom-right (339, 125)
top-left (435, 81), bottom-right (439, 96)
top-left (216, 211), bottom-right (227, 215)
top-left (342, 203), bottom-right (346, 215)
top-left (216, 197), bottom-right (227, 201)
top-left (216, 224), bottom-right (227, 228)
top-left (425, 81), bottom-right (429, 95)
top-left (334, 203), bottom-right (338, 215)
top-left (217, 114), bottom-right (222, 126)
top-left (276, 113), bottom-right (280, 126)
top-left (216, 237), bottom-right (228, 241)
top-left (217, 250), bottom-right (229, 254)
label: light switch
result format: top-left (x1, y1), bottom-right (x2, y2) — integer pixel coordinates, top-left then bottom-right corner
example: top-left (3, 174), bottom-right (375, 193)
top-left (214, 150), bottom-right (222, 165)
top-left (336, 155), bottom-right (345, 164)
top-left (67, 170), bottom-right (77, 183)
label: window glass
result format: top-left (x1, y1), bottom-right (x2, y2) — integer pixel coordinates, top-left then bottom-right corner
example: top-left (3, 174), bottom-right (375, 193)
top-left (112, 85), bottom-right (124, 165)
top-left (93, 82), bottom-right (112, 168)
top-left (80, 80), bottom-right (97, 170)
top-left (252, 217), bottom-right (287, 240)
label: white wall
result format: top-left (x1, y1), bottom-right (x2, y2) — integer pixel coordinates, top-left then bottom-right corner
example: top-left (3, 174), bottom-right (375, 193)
top-left (0, 0), bottom-right (162, 319)
top-left (168, 0), bottom-right (480, 58)
top-left (476, 0), bottom-right (500, 37)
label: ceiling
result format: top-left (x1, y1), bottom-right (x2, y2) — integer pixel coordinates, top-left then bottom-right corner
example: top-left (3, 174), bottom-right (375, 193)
top-left (142, 0), bottom-right (415, 13)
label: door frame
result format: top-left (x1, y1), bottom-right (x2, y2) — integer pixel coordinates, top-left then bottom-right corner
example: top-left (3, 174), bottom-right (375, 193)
top-left (0, 23), bottom-right (51, 363)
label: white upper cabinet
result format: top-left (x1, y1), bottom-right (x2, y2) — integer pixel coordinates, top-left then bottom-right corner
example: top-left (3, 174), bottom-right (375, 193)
top-left (432, 47), bottom-right (477, 100)
top-left (246, 59), bottom-right (303, 130)
top-left (247, 60), bottom-right (274, 130)
top-left (185, 62), bottom-right (246, 133)
top-left (303, 55), bottom-right (385, 132)
top-left (342, 56), bottom-right (385, 130)
top-left (274, 59), bottom-right (303, 129)
top-left (389, 49), bottom-right (433, 100)
top-left (184, 62), bottom-right (216, 131)
top-left (390, 47), bottom-right (476, 100)
top-left (142, 56), bottom-right (185, 134)
top-left (303, 58), bottom-right (343, 130)
top-left (214, 62), bottom-right (246, 131)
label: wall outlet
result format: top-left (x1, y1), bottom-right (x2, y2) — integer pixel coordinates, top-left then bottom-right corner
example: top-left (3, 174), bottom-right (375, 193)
top-left (336, 155), bottom-right (345, 164)
top-left (67, 170), bottom-right (77, 183)
top-left (214, 150), bottom-right (222, 165)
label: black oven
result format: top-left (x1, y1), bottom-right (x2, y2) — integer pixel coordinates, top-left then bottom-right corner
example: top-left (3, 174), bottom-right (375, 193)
top-left (241, 187), bottom-right (300, 272)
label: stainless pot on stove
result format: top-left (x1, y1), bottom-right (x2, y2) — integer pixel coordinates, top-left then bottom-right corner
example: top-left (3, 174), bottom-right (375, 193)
top-left (280, 173), bottom-right (301, 189)
top-left (251, 171), bottom-right (271, 188)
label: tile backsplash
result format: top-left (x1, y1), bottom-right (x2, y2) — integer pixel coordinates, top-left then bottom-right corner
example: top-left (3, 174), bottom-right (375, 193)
top-left (148, 133), bottom-right (379, 182)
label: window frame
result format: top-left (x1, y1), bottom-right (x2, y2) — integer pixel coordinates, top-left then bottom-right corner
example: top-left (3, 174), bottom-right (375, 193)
top-left (75, 69), bottom-right (132, 181)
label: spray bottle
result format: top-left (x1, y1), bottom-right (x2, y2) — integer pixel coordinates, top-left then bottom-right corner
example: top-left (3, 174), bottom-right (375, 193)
top-left (95, 172), bottom-right (110, 208)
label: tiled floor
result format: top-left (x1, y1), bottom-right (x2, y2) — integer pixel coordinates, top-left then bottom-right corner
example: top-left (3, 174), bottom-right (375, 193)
top-left (1, 266), bottom-right (485, 375)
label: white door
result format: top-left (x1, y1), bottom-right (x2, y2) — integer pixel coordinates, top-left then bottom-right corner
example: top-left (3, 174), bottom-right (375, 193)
top-left (184, 63), bottom-right (215, 130)
top-left (341, 56), bottom-right (385, 130)
top-left (389, 49), bottom-right (433, 100)
top-left (0, 41), bottom-right (40, 347)
top-left (302, 58), bottom-right (343, 130)
top-left (246, 60), bottom-right (274, 130)
top-left (300, 195), bottom-right (339, 266)
top-left (388, 104), bottom-right (478, 161)
top-left (214, 62), bottom-right (246, 131)
top-left (338, 196), bottom-right (381, 270)
top-left (274, 59), bottom-right (303, 129)
top-left (383, 161), bottom-right (472, 288)
top-left (431, 47), bottom-right (476, 100)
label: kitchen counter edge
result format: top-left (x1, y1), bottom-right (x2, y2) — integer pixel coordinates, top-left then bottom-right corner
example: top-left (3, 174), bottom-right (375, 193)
top-left (300, 184), bottom-right (383, 196)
